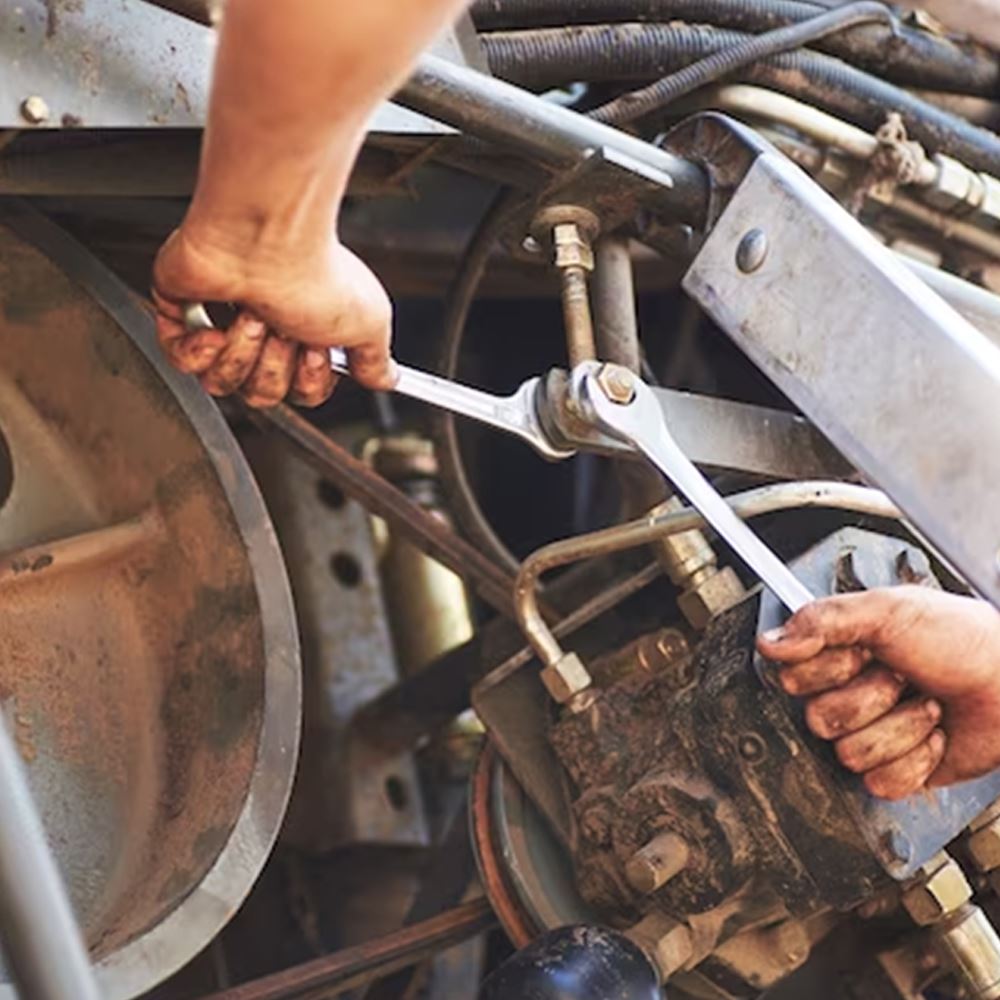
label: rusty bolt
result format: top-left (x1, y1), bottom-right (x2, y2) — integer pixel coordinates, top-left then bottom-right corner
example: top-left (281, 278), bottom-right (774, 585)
top-left (902, 857), bottom-right (972, 926)
top-left (625, 830), bottom-right (690, 895)
top-left (969, 818), bottom-right (1000, 873)
top-left (736, 228), bottom-right (769, 273)
top-left (539, 651), bottom-right (593, 705)
top-left (20, 96), bottom-right (50, 125)
top-left (595, 363), bottom-right (636, 405)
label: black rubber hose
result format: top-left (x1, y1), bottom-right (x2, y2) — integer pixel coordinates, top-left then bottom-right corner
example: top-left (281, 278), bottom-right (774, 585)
top-left (431, 187), bottom-right (531, 575)
top-left (470, 0), bottom-right (1000, 97)
top-left (590, 1), bottom-right (896, 125)
top-left (481, 24), bottom-right (1000, 176)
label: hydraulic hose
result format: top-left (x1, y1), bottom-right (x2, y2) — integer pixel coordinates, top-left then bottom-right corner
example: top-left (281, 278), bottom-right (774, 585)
top-left (481, 24), bottom-right (1000, 176)
top-left (470, 0), bottom-right (1000, 97)
top-left (590, 1), bottom-right (896, 125)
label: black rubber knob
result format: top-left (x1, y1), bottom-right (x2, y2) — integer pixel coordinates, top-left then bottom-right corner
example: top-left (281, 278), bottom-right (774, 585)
top-left (479, 925), bottom-right (662, 1000)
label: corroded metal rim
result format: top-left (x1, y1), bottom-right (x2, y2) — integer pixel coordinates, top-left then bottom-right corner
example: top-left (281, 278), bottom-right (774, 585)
top-left (0, 201), bottom-right (302, 998)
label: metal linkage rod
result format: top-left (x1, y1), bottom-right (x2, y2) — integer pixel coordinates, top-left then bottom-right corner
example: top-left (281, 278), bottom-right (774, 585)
top-left (0, 715), bottom-right (100, 1000)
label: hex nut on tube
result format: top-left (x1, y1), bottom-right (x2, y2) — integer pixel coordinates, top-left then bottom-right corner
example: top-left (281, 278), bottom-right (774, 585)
top-left (968, 819), bottom-right (1000, 873)
top-left (539, 651), bottom-right (593, 704)
top-left (903, 858), bottom-right (972, 926)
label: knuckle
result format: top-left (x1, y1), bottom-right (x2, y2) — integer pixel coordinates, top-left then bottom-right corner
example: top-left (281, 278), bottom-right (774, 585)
top-left (805, 699), bottom-right (837, 739)
top-left (835, 737), bottom-right (864, 772)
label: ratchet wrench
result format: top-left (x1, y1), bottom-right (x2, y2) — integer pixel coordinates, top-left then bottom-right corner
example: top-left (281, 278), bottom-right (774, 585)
top-left (184, 304), bottom-right (812, 610)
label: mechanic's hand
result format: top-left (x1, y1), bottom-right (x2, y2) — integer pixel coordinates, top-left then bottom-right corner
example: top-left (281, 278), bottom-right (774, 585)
top-left (152, 224), bottom-right (395, 408)
top-left (757, 587), bottom-right (1000, 800)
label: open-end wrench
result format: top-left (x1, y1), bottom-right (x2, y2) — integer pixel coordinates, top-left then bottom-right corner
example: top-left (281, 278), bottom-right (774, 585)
top-left (184, 305), bottom-right (812, 609)
top-left (571, 362), bottom-right (814, 612)
top-left (182, 306), bottom-right (573, 462)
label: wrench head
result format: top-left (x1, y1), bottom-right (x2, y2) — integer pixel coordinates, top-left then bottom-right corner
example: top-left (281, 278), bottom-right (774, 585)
top-left (569, 363), bottom-right (659, 450)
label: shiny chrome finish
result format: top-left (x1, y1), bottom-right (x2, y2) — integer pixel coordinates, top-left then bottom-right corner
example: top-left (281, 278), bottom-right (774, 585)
top-left (572, 364), bottom-right (815, 612)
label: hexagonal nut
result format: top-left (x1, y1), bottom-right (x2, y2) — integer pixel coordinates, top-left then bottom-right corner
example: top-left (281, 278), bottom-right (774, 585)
top-left (925, 154), bottom-right (976, 211)
top-left (902, 859), bottom-right (972, 926)
top-left (627, 912), bottom-right (693, 981)
top-left (677, 566), bottom-right (746, 630)
top-left (553, 223), bottom-right (595, 271)
top-left (540, 651), bottom-right (592, 704)
top-left (595, 363), bottom-right (636, 405)
top-left (968, 819), bottom-right (1000, 872)
top-left (974, 173), bottom-right (1000, 229)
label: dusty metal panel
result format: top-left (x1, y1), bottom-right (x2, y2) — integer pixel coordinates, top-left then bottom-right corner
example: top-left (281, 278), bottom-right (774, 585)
top-left (0, 200), bottom-right (301, 998)
top-left (757, 528), bottom-right (1000, 881)
top-left (243, 436), bottom-right (428, 852)
top-left (685, 151), bottom-right (1000, 609)
top-left (0, 0), bottom-right (457, 132)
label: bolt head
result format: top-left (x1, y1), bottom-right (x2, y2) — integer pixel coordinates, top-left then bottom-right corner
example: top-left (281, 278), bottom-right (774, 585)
top-left (736, 228), bottom-right (769, 274)
top-left (595, 363), bottom-right (636, 405)
top-left (20, 95), bottom-right (50, 125)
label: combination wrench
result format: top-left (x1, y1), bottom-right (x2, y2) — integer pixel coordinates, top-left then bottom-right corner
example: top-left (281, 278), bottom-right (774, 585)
top-left (328, 347), bottom-right (814, 612)
top-left (183, 306), bottom-right (813, 611)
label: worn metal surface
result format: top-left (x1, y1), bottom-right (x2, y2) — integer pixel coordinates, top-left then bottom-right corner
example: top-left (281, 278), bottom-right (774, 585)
top-left (575, 363), bottom-right (815, 611)
top-left (0, 201), bottom-right (300, 998)
top-left (0, 0), bottom-right (458, 133)
top-left (0, 0), bottom-right (214, 128)
top-left (398, 54), bottom-right (709, 225)
top-left (0, 710), bottom-right (100, 999)
top-left (252, 404), bottom-right (520, 619)
top-left (682, 133), bottom-right (1000, 610)
top-left (758, 529), bottom-right (1000, 881)
top-left (242, 436), bottom-right (426, 852)
top-left (199, 898), bottom-right (496, 1000)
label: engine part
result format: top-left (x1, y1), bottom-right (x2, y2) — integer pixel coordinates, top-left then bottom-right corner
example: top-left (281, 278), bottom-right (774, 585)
top-left (589, 1), bottom-right (896, 126)
top-left (674, 114), bottom-right (1000, 609)
top-left (469, 0), bottom-right (1000, 97)
top-left (573, 362), bottom-right (814, 610)
top-left (537, 529), bottom-right (1000, 987)
top-left (479, 925), bottom-right (662, 999)
top-left (0, 202), bottom-right (300, 998)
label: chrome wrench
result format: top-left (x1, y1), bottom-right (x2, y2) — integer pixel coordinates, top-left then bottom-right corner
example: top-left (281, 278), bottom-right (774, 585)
top-left (185, 305), bottom-right (812, 609)
top-left (571, 362), bottom-right (814, 612)
top-left (182, 305), bottom-right (573, 462)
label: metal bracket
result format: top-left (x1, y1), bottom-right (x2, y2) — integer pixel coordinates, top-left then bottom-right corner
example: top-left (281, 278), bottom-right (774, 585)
top-left (671, 113), bottom-right (1000, 608)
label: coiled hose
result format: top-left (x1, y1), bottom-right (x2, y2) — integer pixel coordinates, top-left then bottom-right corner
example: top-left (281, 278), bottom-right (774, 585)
top-left (590, 1), bottom-right (895, 125)
top-left (481, 24), bottom-right (1000, 176)
top-left (470, 0), bottom-right (1000, 97)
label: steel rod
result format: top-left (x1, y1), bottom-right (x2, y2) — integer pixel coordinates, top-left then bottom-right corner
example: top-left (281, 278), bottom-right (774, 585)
top-left (253, 404), bottom-right (523, 619)
top-left (0, 714), bottom-right (100, 1000)
top-left (200, 899), bottom-right (495, 1000)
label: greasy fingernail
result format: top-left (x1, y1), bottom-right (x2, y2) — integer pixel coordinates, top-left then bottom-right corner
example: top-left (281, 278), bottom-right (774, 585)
top-left (925, 698), bottom-right (943, 723)
top-left (928, 728), bottom-right (946, 753)
top-left (762, 627), bottom-right (787, 643)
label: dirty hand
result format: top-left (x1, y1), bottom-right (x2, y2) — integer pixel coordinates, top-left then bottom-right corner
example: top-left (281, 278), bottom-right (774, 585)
top-left (757, 587), bottom-right (1000, 800)
top-left (152, 224), bottom-right (395, 408)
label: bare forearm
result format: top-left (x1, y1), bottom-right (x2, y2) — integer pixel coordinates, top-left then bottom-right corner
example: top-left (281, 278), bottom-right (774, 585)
top-left (185, 0), bottom-right (466, 261)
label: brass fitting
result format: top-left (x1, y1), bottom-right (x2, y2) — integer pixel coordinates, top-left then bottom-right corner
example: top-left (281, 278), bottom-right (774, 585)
top-left (903, 856), bottom-right (973, 927)
top-left (969, 817), bottom-right (1000, 873)
top-left (651, 497), bottom-right (746, 630)
top-left (539, 651), bottom-right (593, 706)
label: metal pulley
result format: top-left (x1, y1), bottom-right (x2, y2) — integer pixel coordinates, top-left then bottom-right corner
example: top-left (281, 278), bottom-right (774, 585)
top-left (0, 203), bottom-right (300, 998)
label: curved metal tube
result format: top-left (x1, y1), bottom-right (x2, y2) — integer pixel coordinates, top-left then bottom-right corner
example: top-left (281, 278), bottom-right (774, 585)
top-left (514, 480), bottom-right (901, 668)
